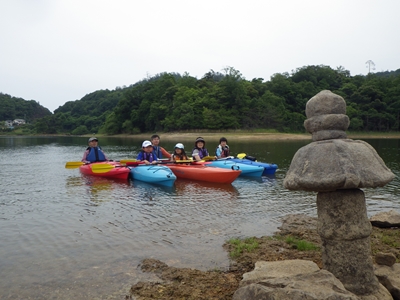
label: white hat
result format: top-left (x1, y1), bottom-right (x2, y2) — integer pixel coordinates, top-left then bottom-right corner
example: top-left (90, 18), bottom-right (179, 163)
top-left (142, 140), bottom-right (152, 147)
top-left (175, 143), bottom-right (184, 149)
top-left (88, 137), bottom-right (98, 142)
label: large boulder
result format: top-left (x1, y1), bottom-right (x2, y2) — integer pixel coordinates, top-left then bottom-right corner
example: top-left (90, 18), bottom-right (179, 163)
top-left (370, 210), bottom-right (400, 228)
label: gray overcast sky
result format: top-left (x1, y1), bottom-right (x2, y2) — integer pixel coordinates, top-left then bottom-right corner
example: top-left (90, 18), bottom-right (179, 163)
top-left (1, 0), bottom-right (399, 112)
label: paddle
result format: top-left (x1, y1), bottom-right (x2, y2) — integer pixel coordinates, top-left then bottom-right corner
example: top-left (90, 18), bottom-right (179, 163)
top-left (120, 159), bottom-right (140, 164)
top-left (202, 156), bottom-right (217, 161)
top-left (159, 160), bottom-right (193, 164)
top-left (236, 153), bottom-right (257, 161)
top-left (91, 163), bottom-right (129, 173)
top-left (65, 161), bottom-right (130, 172)
top-left (65, 161), bottom-right (85, 169)
top-left (125, 159), bottom-right (193, 166)
top-left (236, 153), bottom-right (247, 159)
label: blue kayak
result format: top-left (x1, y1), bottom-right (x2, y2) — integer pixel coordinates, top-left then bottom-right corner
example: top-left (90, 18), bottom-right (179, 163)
top-left (229, 158), bottom-right (278, 175)
top-left (207, 160), bottom-right (264, 177)
top-left (130, 165), bottom-right (177, 187)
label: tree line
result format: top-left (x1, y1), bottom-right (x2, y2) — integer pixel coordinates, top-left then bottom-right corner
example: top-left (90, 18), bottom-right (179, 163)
top-left (0, 93), bottom-right (51, 123)
top-left (2, 65), bottom-right (400, 134)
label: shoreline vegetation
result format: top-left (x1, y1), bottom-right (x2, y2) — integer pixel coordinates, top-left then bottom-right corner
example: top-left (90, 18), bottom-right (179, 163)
top-left (2, 131), bottom-right (400, 141)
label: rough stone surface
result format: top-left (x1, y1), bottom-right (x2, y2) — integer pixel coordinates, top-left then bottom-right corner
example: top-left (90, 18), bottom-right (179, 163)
top-left (240, 260), bottom-right (319, 286)
top-left (371, 210), bottom-right (400, 228)
top-left (305, 90), bottom-right (347, 118)
top-left (317, 190), bottom-right (379, 295)
top-left (375, 253), bottom-right (397, 267)
top-left (283, 139), bottom-right (395, 192)
top-left (233, 269), bottom-right (360, 300)
top-left (316, 190), bottom-right (372, 240)
top-left (310, 129), bottom-right (348, 141)
top-left (375, 263), bottom-right (400, 300)
top-left (357, 284), bottom-right (395, 300)
top-left (304, 114), bottom-right (350, 134)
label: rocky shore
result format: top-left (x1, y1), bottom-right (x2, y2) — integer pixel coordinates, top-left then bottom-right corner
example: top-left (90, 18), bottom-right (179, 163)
top-left (127, 211), bottom-right (400, 300)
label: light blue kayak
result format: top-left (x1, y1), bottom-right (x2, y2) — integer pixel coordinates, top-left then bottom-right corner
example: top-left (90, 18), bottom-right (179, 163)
top-left (207, 160), bottom-right (264, 177)
top-left (129, 165), bottom-right (177, 187)
top-left (229, 158), bottom-right (278, 175)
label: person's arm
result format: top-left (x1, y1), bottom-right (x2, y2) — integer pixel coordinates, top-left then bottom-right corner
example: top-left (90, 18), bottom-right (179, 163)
top-left (81, 150), bottom-right (89, 163)
top-left (136, 152), bottom-right (143, 161)
top-left (192, 149), bottom-right (201, 161)
top-left (216, 146), bottom-right (222, 158)
top-left (161, 147), bottom-right (171, 158)
top-left (136, 152), bottom-right (151, 164)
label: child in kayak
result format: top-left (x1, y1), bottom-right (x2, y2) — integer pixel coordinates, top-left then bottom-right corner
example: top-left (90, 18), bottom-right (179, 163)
top-left (81, 137), bottom-right (109, 163)
top-left (137, 140), bottom-right (158, 165)
top-left (151, 134), bottom-right (171, 159)
top-left (216, 137), bottom-right (230, 158)
top-left (192, 137), bottom-right (209, 161)
top-left (170, 143), bottom-right (189, 161)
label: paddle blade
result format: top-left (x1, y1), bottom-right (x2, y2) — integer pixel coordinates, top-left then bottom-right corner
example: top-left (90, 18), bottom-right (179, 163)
top-left (202, 156), bottom-right (216, 161)
top-left (166, 160), bottom-right (193, 164)
top-left (65, 161), bottom-right (84, 169)
top-left (236, 153), bottom-right (247, 159)
top-left (120, 159), bottom-right (139, 164)
top-left (91, 163), bottom-right (115, 173)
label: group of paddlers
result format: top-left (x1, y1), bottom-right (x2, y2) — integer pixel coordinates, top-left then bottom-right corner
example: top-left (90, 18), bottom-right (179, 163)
top-left (81, 135), bottom-right (230, 165)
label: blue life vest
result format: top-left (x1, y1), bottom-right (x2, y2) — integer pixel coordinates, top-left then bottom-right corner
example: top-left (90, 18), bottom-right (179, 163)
top-left (192, 147), bottom-right (208, 159)
top-left (216, 145), bottom-right (230, 157)
top-left (86, 147), bottom-right (106, 163)
top-left (137, 151), bottom-right (157, 162)
top-left (153, 146), bottom-right (162, 159)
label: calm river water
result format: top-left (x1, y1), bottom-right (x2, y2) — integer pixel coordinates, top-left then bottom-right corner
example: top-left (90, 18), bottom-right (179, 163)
top-left (0, 136), bottom-right (399, 299)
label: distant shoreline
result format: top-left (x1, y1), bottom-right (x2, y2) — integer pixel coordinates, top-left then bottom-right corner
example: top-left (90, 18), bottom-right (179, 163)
top-left (2, 132), bottom-right (400, 141)
top-left (94, 131), bottom-right (400, 141)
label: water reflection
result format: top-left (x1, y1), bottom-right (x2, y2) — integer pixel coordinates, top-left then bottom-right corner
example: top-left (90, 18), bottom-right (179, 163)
top-left (174, 178), bottom-right (239, 195)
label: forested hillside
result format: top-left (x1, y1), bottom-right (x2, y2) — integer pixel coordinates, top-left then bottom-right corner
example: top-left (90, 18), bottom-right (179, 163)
top-left (2, 65), bottom-right (400, 134)
top-left (0, 93), bottom-right (51, 122)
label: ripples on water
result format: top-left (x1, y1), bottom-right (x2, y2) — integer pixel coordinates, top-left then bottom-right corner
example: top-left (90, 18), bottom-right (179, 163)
top-left (0, 137), bottom-right (398, 299)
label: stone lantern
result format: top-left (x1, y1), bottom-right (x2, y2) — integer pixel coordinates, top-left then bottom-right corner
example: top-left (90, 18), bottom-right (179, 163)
top-left (283, 90), bottom-right (395, 297)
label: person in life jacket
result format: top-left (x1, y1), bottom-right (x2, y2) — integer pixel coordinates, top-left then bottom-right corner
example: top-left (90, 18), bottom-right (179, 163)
top-left (170, 143), bottom-right (189, 161)
top-left (151, 134), bottom-right (171, 159)
top-left (137, 140), bottom-right (159, 165)
top-left (216, 137), bottom-right (230, 158)
top-left (192, 137), bottom-right (209, 161)
top-left (81, 137), bottom-right (109, 163)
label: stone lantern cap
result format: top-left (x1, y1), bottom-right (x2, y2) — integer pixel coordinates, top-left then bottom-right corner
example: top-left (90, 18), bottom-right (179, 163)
top-left (283, 90), bottom-right (395, 192)
top-left (283, 139), bottom-right (395, 192)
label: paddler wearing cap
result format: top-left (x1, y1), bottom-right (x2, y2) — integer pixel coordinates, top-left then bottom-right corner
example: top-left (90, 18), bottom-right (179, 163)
top-left (81, 137), bottom-right (109, 163)
top-left (136, 140), bottom-right (159, 165)
top-left (192, 137), bottom-right (210, 161)
top-left (170, 143), bottom-right (189, 161)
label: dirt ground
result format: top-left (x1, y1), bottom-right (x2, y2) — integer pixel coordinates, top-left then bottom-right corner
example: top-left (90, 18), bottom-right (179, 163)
top-left (127, 215), bottom-right (400, 300)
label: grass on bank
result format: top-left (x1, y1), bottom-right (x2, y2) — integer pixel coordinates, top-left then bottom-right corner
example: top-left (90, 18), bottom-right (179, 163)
top-left (227, 237), bottom-right (259, 258)
top-left (227, 235), bottom-right (320, 259)
top-left (281, 236), bottom-right (320, 251)
top-left (371, 229), bottom-right (400, 262)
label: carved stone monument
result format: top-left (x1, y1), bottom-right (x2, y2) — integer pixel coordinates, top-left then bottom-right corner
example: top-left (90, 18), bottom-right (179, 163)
top-left (283, 90), bottom-right (395, 296)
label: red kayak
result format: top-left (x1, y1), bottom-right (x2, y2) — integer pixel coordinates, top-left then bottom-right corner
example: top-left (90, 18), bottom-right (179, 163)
top-left (167, 164), bottom-right (241, 184)
top-left (79, 162), bottom-right (130, 180)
